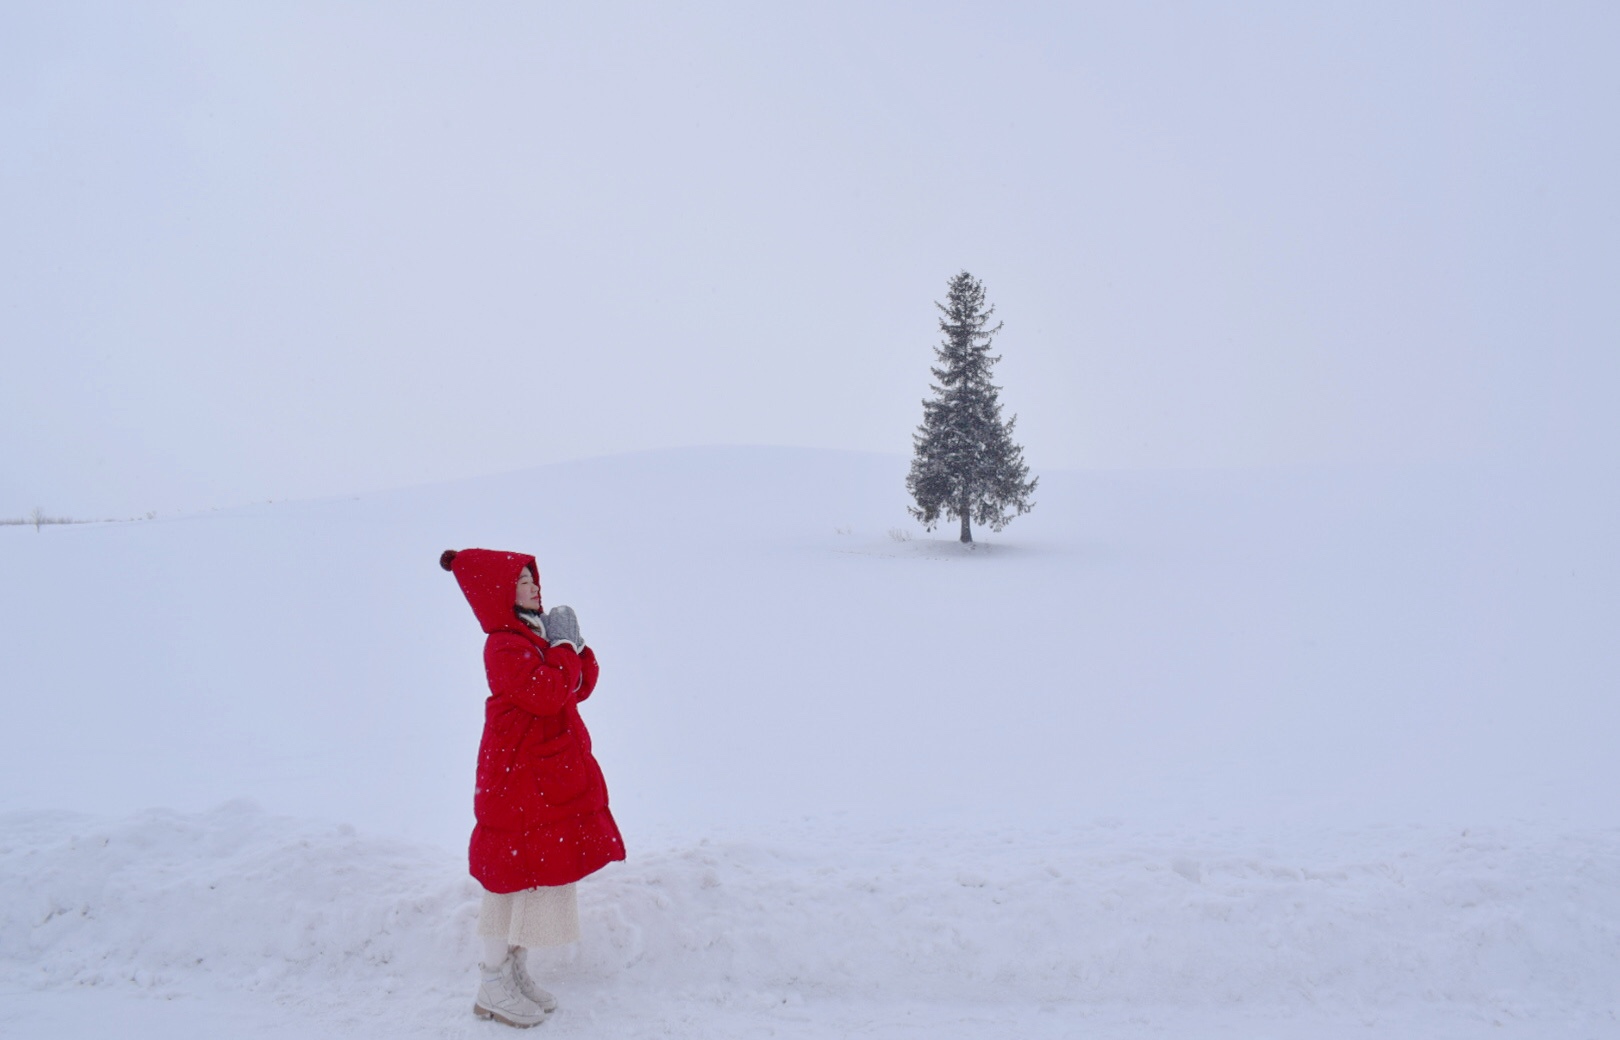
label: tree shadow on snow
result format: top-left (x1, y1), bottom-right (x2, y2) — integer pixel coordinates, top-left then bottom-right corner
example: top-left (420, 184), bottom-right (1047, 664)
top-left (826, 533), bottom-right (1062, 561)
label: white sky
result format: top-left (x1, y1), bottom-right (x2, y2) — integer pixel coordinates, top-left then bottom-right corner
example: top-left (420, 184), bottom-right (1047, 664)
top-left (3, 2), bottom-right (1617, 516)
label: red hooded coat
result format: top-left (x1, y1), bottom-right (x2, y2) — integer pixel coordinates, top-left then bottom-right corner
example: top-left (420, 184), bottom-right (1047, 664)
top-left (447, 548), bottom-right (625, 892)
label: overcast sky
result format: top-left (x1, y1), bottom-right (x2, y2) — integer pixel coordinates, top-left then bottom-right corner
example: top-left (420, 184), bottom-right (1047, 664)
top-left (4, 2), bottom-right (1617, 516)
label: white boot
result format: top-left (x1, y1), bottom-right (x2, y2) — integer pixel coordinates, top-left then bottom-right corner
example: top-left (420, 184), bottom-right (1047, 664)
top-left (473, 952), bottom-right (547, 1028)
top-left (510, 946), bottom-right (559, 1013)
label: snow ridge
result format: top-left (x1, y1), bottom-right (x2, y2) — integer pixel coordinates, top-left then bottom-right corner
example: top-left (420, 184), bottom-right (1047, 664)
top-left (4, 804), bottom-right (1618, 1035)
top-left (0, 803), bottom-right (473, 1003)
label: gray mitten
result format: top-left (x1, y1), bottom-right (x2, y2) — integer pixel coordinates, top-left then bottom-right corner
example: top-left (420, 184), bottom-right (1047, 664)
top-left (543, 604), bottom-right (583, 651)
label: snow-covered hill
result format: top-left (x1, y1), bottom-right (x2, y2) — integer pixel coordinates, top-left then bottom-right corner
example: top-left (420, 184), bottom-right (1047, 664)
top-left (3, 447), bottom-right (1618, 1037)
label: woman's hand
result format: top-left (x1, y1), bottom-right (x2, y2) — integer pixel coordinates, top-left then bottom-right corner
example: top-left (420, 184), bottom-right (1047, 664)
top-left (543, 605), bottom-right (583, 650)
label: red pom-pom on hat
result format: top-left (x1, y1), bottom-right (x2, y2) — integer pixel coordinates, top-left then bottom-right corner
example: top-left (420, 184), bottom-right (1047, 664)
top-left (439, 549), bottom-right (458, 572)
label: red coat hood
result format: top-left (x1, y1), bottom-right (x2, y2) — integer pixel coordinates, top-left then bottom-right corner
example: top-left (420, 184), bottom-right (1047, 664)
top-left (446, 548), bottom-right (541, 635)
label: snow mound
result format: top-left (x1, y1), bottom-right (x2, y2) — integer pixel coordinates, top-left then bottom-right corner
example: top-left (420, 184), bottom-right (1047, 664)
top-left (0, 802), bottom-right (476, 1006)
top-left (4, 805), bottom-right (1619, 1036)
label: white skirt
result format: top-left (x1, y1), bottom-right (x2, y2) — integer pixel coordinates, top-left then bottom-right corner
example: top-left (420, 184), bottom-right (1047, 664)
top-left (477, 883), bottom-right (580, 948)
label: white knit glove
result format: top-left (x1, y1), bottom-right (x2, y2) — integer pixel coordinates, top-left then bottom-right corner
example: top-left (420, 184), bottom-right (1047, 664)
top-left (543, 605), bottom-right (583, 651)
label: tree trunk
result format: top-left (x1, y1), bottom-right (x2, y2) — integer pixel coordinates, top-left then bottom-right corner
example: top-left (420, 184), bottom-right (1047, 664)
top-left (958, 505), bottom-right (972, 543)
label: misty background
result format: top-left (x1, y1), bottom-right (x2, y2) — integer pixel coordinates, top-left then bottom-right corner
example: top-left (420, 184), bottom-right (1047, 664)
top-left (3, 2), bottom-right (1618, 518)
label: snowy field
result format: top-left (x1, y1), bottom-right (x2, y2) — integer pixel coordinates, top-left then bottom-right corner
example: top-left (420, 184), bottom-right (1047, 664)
top-left (3, 446), bottom-right (1619, 1037)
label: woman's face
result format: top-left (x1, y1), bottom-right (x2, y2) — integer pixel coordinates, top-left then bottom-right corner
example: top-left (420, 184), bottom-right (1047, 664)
top-left (515, 568), bottom-right (541, 611)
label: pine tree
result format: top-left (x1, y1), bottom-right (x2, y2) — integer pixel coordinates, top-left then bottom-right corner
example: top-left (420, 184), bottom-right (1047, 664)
top-left (907, 272), bottom-right (1038, 543)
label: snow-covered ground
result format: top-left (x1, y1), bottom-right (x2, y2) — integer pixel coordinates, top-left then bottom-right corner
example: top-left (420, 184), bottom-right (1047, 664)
top-left (3, 447), bottom-right (1618, 1037)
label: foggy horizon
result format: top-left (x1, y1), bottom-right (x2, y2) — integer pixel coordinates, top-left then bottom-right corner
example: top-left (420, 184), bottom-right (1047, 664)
top-left (5, 2), bottom-right (1617, 517)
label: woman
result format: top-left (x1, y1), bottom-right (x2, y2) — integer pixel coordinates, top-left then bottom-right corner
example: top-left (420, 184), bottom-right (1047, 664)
top-left (440, 548), bottom-right (625, 1027)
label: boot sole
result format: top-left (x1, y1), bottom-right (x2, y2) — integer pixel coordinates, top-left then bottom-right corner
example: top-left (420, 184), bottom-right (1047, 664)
top-left (473, 1002), bottom-right (544, 1028)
